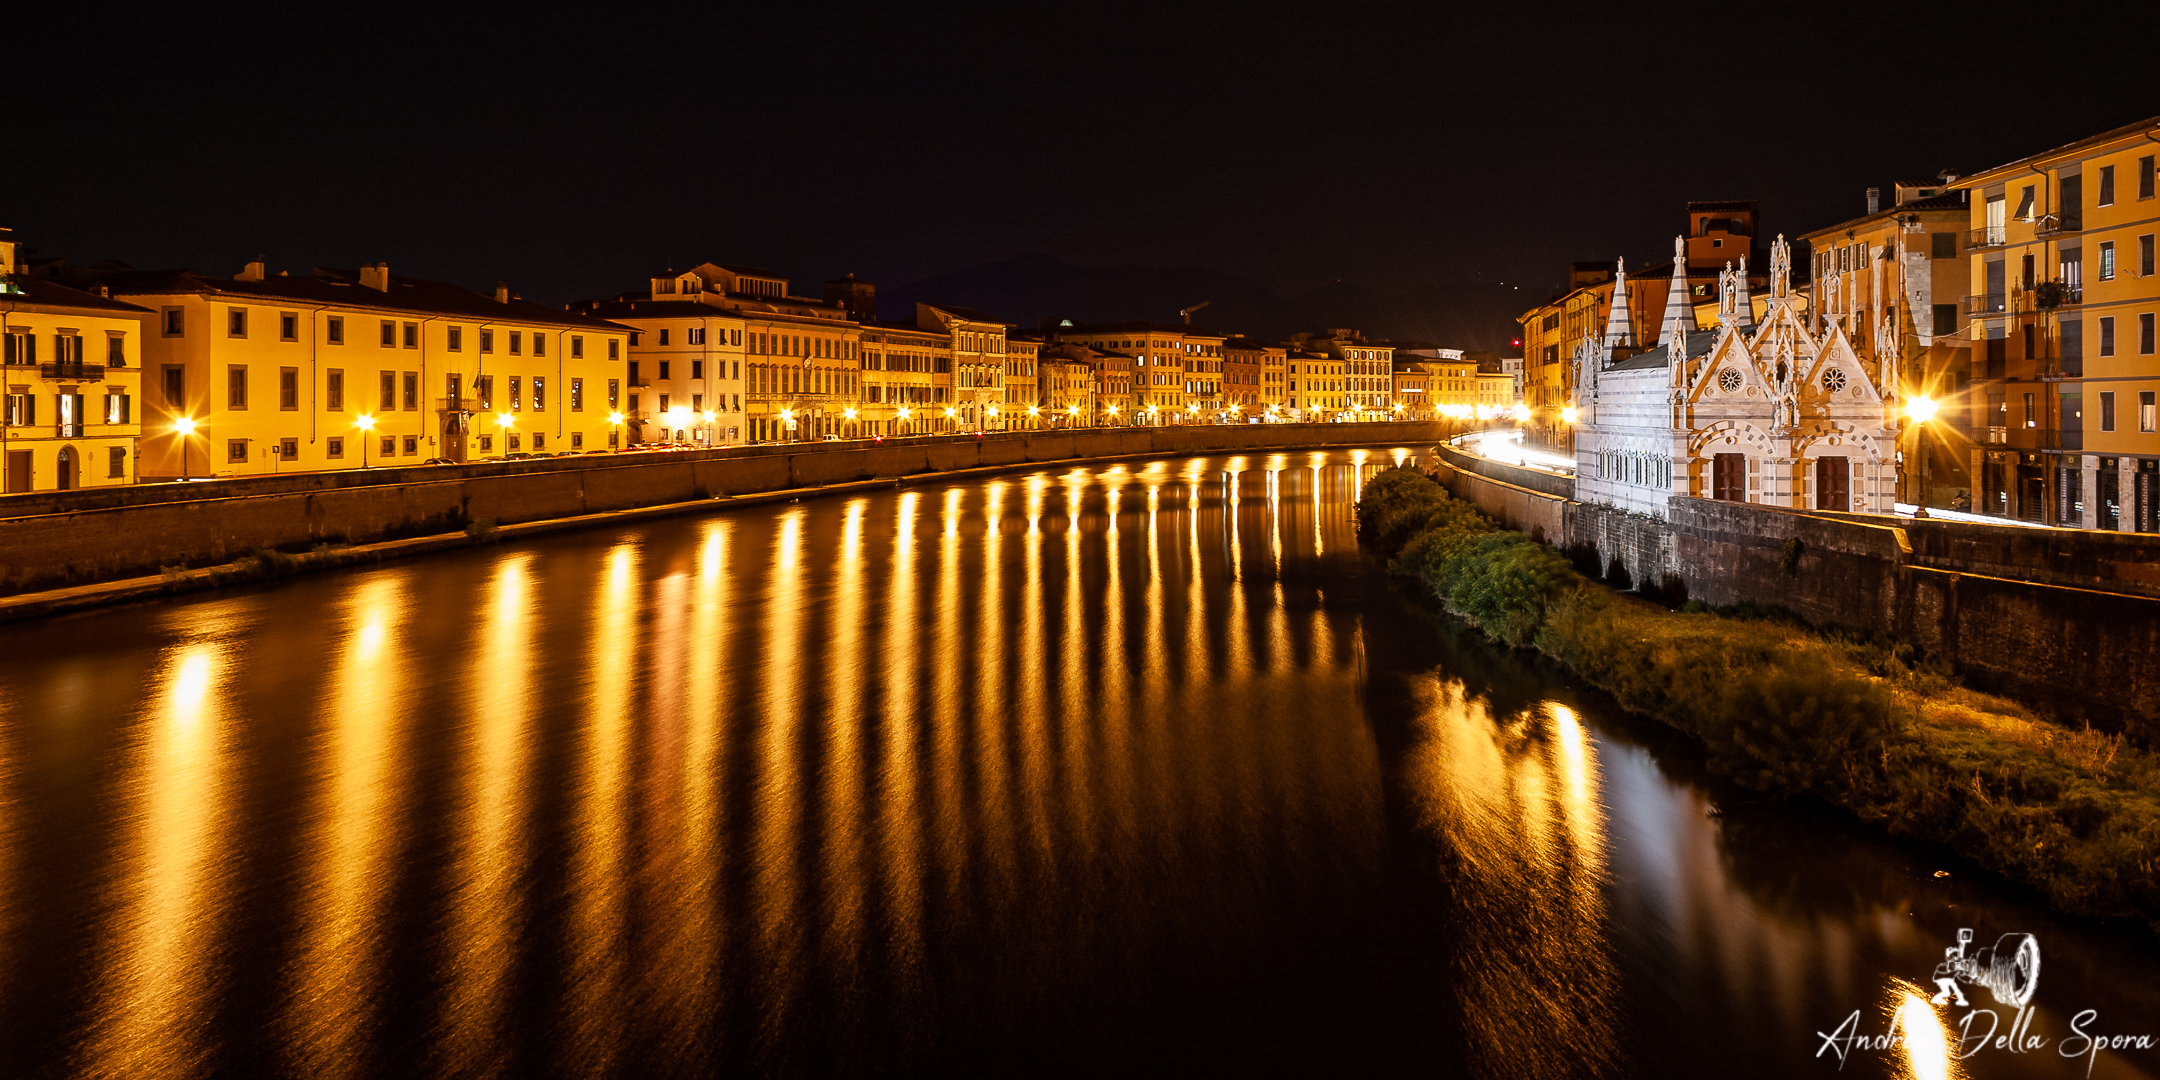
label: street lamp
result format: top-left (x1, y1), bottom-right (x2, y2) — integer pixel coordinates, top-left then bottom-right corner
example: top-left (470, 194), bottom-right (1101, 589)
top-left (355, 413), bottom-right (376, 468)
top-left (172, 417), bottom-right (197, 480)
top-left (1905, 396), bottom-right (1939, 517)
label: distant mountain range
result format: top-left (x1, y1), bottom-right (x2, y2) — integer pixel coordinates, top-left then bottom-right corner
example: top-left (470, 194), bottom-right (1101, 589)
top-left (877, 254), bottom-right (1527, 354)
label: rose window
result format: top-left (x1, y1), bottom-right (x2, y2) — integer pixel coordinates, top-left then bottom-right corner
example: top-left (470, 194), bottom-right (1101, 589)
top-left (1717, 369), bottom-right (1742, 393)
top-left (1822, 369), bottom-right (1847, 393)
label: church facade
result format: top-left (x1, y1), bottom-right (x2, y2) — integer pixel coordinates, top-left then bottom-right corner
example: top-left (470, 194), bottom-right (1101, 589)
top-left (1572, 235), bottom-right (1901, 518)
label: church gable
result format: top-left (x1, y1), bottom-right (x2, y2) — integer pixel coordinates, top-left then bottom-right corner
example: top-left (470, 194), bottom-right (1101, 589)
top-left (1805, 326), bottom-right (1882, 408)
top-left (1689, 329), bottom-right (1771, 405)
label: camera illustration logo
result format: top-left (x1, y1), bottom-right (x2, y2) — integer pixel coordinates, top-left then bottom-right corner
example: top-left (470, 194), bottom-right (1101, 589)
top-left (1930, 927), bottom-right (2041, 1009)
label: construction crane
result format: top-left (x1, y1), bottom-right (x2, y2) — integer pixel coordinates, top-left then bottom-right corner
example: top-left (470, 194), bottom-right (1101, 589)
top-left (1180, 301), bottom-right (1210, 325)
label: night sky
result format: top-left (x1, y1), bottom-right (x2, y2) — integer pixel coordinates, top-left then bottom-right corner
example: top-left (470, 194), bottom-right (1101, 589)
top-left (16, 5), bottom-right (2160, 311)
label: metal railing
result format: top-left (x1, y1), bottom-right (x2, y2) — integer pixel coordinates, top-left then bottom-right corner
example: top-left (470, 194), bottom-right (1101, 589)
top-left (1965, 293), bottom-right (2007, 316)
top-left (1968, 226), bottom-right (2007, 249)
top-left (2033, 213), bottom-right (2081, 238)
top-left (39, 361), bottom-right (106, 381)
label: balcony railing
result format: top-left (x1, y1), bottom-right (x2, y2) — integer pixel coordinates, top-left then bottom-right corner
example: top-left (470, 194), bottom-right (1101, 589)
top-left (55, 422), bottom-right (83, 438)
top-left (1968, 226), bottom-right (2008, 249)
top-left (2033, 213), bottom-right (2081, 239)
top-left (1965, 292), bottom-right (2007, 316)
top-left (39, 361), bottom-right (106, 382)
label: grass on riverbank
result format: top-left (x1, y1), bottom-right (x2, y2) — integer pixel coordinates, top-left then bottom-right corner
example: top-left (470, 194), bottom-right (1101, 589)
top-left (1356, 464), bottom-right (2160, 929)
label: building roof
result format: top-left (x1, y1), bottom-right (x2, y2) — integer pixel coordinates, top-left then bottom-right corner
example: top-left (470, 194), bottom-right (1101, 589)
top-left (107, 267), bottom-right (632, 332)
top-left (578, 299), bottom-right (744, 320)
top-left (2, 275), bottom-right (152, 315)
top-left (920, 303), bottom-right (1009, 326)
top-left (1605, 327), bottom-right (1719, 371)
top-left (1954, 115), bottom-right (2160, 188)
top-left (1797, 191), bottom-right (1969, 241)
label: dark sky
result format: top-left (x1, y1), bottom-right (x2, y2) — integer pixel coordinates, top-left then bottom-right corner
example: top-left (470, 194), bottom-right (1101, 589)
top-left (15, 4), bottom-right (2159, 308)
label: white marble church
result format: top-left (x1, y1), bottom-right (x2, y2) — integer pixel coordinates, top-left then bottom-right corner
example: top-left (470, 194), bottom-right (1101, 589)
top-left (1572, 235), bottom-right (1901, 518)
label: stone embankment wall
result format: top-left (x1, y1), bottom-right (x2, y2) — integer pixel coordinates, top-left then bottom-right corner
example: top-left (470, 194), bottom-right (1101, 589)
top-left (0, 421), bottom-right (1451, 595)
top-left (1429, 450), bottom-right (2160, 735)
top-left (1427, 446), bottom-right (1567, 543)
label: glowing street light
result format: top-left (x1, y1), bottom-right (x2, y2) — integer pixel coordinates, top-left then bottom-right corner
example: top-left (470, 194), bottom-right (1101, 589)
top-left (1560, 406), bottom-right (1579, 424)
top-left (1905, 396), bottom-right (1938, 423)
top-left (172, 417), bottom-right (197, 480)
top-left (354, 413), bottom-right (377, 468)
top-left (1905, 396), bottom-right (1940, 516)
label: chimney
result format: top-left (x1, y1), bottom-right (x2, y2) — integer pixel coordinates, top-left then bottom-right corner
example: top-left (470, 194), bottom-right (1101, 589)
top-left (237, 258), bottom-right (266, 281)
top-left (1866, 187), bottom-right (1881, 214)
top-left (495, 282), bottom-right (511, 303)
top-left (359, 263), bottom-right (390, 291)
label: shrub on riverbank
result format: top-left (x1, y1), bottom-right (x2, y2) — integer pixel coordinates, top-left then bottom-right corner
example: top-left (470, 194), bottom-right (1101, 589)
top-left (1357, 465), bottom-right (2160, 929)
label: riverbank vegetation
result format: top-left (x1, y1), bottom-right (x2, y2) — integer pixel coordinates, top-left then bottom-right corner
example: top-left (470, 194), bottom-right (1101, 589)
top-left (1356, 465), bottom-right (2160, 929)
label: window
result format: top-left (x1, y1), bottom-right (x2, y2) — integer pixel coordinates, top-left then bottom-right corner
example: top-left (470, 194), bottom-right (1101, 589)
top-left (381, 436), bottom-right (395, 458)
top-left (163, 366), bottom-right (185, 408)
top-left (2023, 392), bottom-right (2036, 428)
top-left (476, 375), bottom-right (493, 409)
top-left (106, 333), bottom-right (125, 366)
top-left (508, 330), bottom-right (521, 355)
top-left (403, 435), bottom-right (418, 456)
top-left (2143, 156), bottom-right (2157, 200)
top-left (2144, 313), bottom-right (2156, 355)
top-left (2014, 185), bottom-right (2036, 220)
top-left (228, 308), bottom-right (248, 337)
top-left (478, 435), bottom-right (493, 453)
top-left (162, 308), bottom-right (184, 336)
top-left (509, 376), bottom-right (521, 410)
top-left (2099, 164), bottom-right (2116, 207)
top-left (327, 437), bottom-right (344, 459)
top-left (105, 392), bottom-right (130, 424)
top-left (2101, 241), bottom-right (2116, 281)
top-left (2100, 391), bottom-right (2117, 431)
top-left (448, 325), bottom-right (463, 352)
top-left (688, 327), bottom-right (705, 345)
top-left (657, 328), bottom-right (670, 346)
top-left (607, 339), bottom-right (617, 361)
top-left (227, 366), bottom-right (248, 409)
top-left (2100, 316), bottom-right (2116, 357)
top-left (1931, 232), bottom-right (1956, 259)
top-left (691, 359), bottom-right (703, 379)
top-left (571, 431), bottom-right (584, 449)
top-left (1932, 304), bottom-right (1956, 336)
top-left (570, 377), bottom-right (583, 411)
top-left (659, 394), bottom-right (670, 413)
top-left (532, 377), bottom-right (545, 411)
top-left (403, 372), bottom-right (418, 410)
top-left (571, 336), bottom-right (585, 359)
top-left (480, 329), bottom-right (492, 354)
top-left (608, 379), bottom-right (619, 408)
top-left (506, 433), bottom-right (521, 451)
top-left (280, 437), bottom-right (299, 460)
top-left (280, 367), bottom-right (299, 410)
top-left (403, 322), bottom-right (419, 349)
top-left (659, 360), bottom-right (671, 381)
top-left (227, 440), bottom-right (249, 463)
top-left (2144, 392), bottom-right (2157, 433)
top-left (109, 447), bottom-right (127, 478)
top-left (327, 370), bottom-right (344, 410)
top-left (379, 371), bottom-right (396, 411)
top-left (532, 333), bottom-right (545, 357)
top-left (2142, 235), bottom-right (2155, 277)
top-left (327, 316), bottom-right (344, 344)
top-left (380, 320), bottom-right (396, 347)
top-left (280, 312), bottom-right (298, 341)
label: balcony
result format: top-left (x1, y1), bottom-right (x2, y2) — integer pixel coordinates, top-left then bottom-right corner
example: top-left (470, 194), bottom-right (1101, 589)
top-left (436, 396), bottom-right (477, 413)
top-left (39, 361), bottom-right (106, 382)
top-left (1965, 293), bottom-right (2007, 316)
top-left (55, 423), bottom-right (83, 438)
top-left (2033, 213), bottom-right (2081, 239)
top-left (1968, 226), bottom-right (2008, 249)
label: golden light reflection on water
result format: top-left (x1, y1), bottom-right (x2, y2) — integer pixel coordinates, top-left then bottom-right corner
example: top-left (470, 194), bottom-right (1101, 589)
top-left (441, 554), bottom-right (534, 1077)
top-left (754, 511), bottom-right (807, 1031)
top-left (877, 490), bottom-right (927, 1026)
top-left (289, 576), bottom-right (411, 1080)
top-left (1403, 680), bottom-right (1619, 1080)
top-left (569, 543), bottom-right (638, 1075)
top-left (86, 637), bottom-right (233, 1080)
top-left (823, 500), bottom-right (870, 992)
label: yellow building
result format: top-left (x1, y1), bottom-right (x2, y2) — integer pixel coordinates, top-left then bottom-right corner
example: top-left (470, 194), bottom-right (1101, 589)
top-left (1056, 322), bottom-right (1224, 423)
top-left (1222, 337), bottom-right (1284, 416)
top-left (1286, 349), bottom-right (1343, 418)
top-left (916, 303), bottom-right (1010, 431)
top-left (1798, 184), bottom-right (1973, 509)
top-left (859, 322), bottom-right (954, 436)
top-left (1291, 330), bottom-right (1395, 417)
top-left (1953, 115), bottom-right (2160, 529)
top-left (1037, 353), bottom-right (1096, 426)
top-left (2, 237), bottom-right (147, 491)
top-left (1005, 334), bottom-right (1042, 428)
top-left (110, 262), bottom-right (629, 476)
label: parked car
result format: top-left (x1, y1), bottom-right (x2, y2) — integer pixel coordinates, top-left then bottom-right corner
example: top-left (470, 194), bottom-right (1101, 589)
top-left (419, 457), bottom-right (455, 465)
top-left (503, 452), bottom-right (535, 461)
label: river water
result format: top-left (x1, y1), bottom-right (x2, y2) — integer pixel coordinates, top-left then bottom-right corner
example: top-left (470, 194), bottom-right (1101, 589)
top-left (1, 448), bottom-right (2155, 1079)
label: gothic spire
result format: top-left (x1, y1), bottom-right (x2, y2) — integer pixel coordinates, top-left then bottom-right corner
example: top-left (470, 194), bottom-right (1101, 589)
top-left (1602, 256), bottom-right (1632, 348)
top-left (1660, 235), bottom-right (1697, 350)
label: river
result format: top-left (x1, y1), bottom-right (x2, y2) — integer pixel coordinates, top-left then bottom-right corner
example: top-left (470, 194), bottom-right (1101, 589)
top-left (0, 448), bottom-right (2154, 1079)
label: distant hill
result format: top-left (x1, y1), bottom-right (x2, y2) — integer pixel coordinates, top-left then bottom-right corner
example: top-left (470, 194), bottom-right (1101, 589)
top-left (877, 254), bottom-right (1526, 353)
